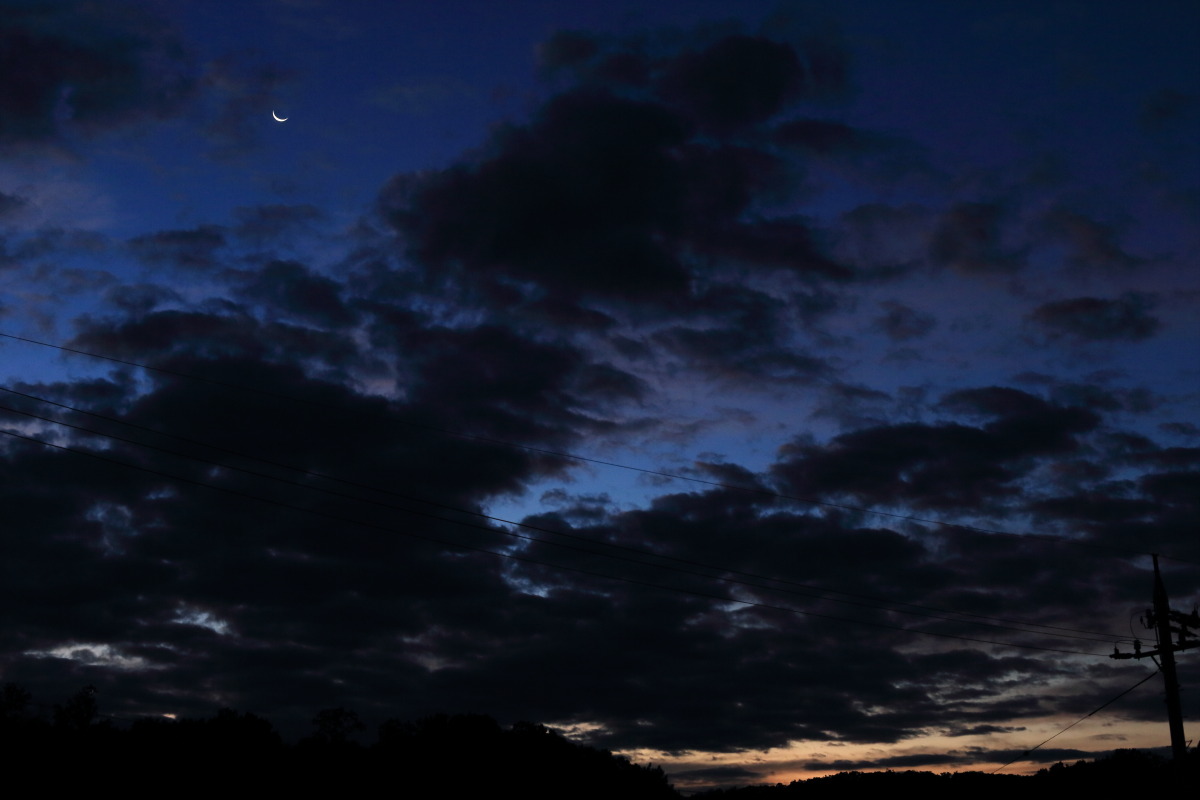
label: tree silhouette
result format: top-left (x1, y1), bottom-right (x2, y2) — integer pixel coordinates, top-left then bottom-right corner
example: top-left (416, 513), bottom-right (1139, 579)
top-left (311, 707), bottom-right (366, 746)
top-left (0, 683), bottom-right (32, 721)
top-left (53, 684), bottom-right (98, 732)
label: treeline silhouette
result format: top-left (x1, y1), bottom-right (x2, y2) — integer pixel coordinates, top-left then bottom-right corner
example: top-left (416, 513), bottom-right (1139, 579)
top-left (0, 683), bottom-right (677, 796)
top-left (3, 683), bottom-right (1194, 794)
top-left (693, 747), bottom-right (1200, 797)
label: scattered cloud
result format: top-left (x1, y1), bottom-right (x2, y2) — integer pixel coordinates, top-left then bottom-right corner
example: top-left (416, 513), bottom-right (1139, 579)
top-left (1027, 292), bottom-right (1160, 342)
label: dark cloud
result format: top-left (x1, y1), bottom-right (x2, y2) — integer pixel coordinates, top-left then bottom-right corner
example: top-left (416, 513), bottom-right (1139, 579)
top-left (697, 216), bottom-right (849, 279)
top-left (790, 287), bottom-right (843, 325)
top-left (941, 723), bottom-right (1026, 737)
top-left (873, 301), bottom-right (936, 341)
top-left (656, 35), bottom-right (805, 132)
top-left (773, 421), bottom-right (1014, 510)
top-left (1138, 469), bottom-right (1200, 507)
top-left (396, 322), bottom-right (646, 442)
top-left (772, 388), bottom-right (1099, 510)
top-left (386, 89), bottom-right (693, 306)
top-left (104, 283), bottom-right (184, 317)
top-left (0, 0), bottom-right (195, 148)
top-left (538, 30), bottom-right (605, 77)
top-left (520, 296), bottom-right (618, 332)
top-left (669, 764), bottom-right (766, 791)
top-left (537, 28), bottom-right (657, 90)
top-left (655, 323), bottom-right (831, 384)
top-left (807, 747), bottom-right (1095, 772)
top-left (539, 25), bottom-right (849, 110)
top-left (1159, 421), bottom-right (1200, 439)
top-left (651, 284), bottom-right (832, 384)
top-left (834, 203), bottom-right (929, 278)
top-left (1028, 492), bottom-right (1159, 524)
top-left (1027, 292), bottom-right (1160, 342)
top-left (29, 264), bottom-right (117, 296)
top-left (1013, 372), bottom-right (1159, 415)
top-left (499, 504), bottom-right (1132, 756)
top-left (236, 260), bottom-right (357, 329)
top-left (67, 308), bottom-right (366, 388)
top-left (1040, 209), bottom-right (1143, 271)
top-left (0, 189), bottom-right (29, 219)
top-left (128, 225), bottom-right (227, 271)
top-left (3, 295), bottom-right (660, 722)
top-left (691, 460), bottom-right (766, 490)
top-left (937, 386), bottom-right (1100, 446)
top-left (4, 317), bottom-right (1138, 751)
top-left (809, 382), bottom-right (895, 430)
top-left (2, 324), bottom-right (1194, 756)
top-left (1053, 383), bottom-right (1155, 414)
top-left (775, 118), bottom-right (865, 155)
top-left (385, 28), bottom-right (852, 321)
top-left (11, 228), bottom-right (109, 261)
top-left (1140, 88), bottom-right (1197, 131)
top-left (930, 202), bottom-right (1025, 273)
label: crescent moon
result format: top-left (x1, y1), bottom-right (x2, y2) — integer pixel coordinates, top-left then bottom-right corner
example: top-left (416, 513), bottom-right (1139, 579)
top-left (272, 110), bottom-right (288, 122)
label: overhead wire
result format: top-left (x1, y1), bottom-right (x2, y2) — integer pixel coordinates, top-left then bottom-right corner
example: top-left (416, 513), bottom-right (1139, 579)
top-left (2, 330), bottom-right (1192, 567)
top-left (0, 423), bottom-right (1110, 658)
top-left (0, 389), bottom-right (1129, 645)
top-left (991, 669), bottom-right (1159, 773)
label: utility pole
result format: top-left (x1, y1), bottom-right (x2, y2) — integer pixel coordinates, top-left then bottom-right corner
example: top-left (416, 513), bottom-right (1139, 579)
top-left (1111, 554), bottom-right (1200, 761)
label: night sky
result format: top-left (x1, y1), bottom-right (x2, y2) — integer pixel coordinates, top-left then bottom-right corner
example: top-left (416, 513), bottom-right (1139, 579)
top-left (1, 0), bottom-right (1198, 791)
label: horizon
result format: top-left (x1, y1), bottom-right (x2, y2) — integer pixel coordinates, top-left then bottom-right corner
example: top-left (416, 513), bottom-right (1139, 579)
top-left (0, 686), bottom-right (1185, 792)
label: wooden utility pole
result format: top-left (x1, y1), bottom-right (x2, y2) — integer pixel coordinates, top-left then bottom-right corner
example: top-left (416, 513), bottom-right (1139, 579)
top-left (1111, 554), bottom-right (1200, 761)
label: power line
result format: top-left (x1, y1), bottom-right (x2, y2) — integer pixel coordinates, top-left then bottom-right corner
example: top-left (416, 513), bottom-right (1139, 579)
top-left (0, 384), bottom-right (1130, 644)
top-left (2, 330), bottom-right (1190, 566)
top-left (0, 389), bottom-right (1128, 645)
top-left (992, 669), bottom-right (1159, 773)
top-left (0, 424), bottom-right (1109, 658)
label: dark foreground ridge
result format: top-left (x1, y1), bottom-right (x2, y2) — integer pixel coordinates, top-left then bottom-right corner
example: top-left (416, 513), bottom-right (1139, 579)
top-left (2, 684), bottom-right (1195, 795)
top-left (0, 683), bottom-right (676, 796)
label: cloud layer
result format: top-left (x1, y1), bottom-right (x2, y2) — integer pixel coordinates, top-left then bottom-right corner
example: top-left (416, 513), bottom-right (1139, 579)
top-left (0, 2), bottom-right (1196, 786)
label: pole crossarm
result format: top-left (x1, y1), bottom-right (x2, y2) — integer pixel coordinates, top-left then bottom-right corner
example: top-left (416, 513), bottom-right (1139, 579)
top-left (1110, 639), bottom-right (1200, 660)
